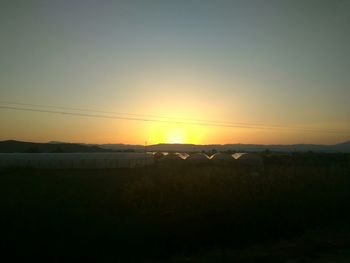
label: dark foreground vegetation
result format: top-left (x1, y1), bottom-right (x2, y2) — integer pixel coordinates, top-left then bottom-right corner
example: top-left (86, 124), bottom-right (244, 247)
top-left (0, 153), bottom-right (350, 262)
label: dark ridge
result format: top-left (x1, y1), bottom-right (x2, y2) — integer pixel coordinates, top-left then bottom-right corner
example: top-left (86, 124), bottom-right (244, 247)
top-left (1, 140), bottom-right (350, 153)
top-left (0, 140), bottom-right (109, 153)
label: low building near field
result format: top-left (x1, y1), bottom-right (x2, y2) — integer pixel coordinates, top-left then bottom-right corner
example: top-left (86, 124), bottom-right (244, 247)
top-left (175, 152), bottom-right (189, 160)
top-left (210, 153), bottom-right (235, 163)
top-left (158, 152), bottom-right (184, 162)
top-left (186, 153), bottom-right (210, 163)
top-left (232, 153), bottom-right (264, 175)
top-left (153, 152), bottom-right (166, 160)
top-left (0, 153), bottom-right (154, 169)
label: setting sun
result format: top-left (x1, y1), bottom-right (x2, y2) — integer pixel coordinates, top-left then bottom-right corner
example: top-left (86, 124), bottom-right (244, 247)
top-left (145, 123), bottom-right (209, 145)
top-left (165, 128), bottom-right (185, 144)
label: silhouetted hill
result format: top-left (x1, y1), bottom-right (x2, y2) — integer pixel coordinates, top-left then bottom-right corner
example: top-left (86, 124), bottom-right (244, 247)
top-left (99, 143), bottom-right (144, 152)
top-left (97, 142), bottom-right (350, 153)
top-left (2, 140), bottom-right (349, 153)
top-left (0, 140), bottom-right (110, 153)
top-left (334, 141), bottom-right (350, 150)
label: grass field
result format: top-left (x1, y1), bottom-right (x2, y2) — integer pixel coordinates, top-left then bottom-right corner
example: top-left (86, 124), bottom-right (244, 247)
top-left (0, 153), bottom-right (349, 262)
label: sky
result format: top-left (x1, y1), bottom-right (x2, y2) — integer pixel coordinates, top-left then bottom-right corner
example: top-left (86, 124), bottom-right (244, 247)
top-left (0, 0), bottom-right (349, 145)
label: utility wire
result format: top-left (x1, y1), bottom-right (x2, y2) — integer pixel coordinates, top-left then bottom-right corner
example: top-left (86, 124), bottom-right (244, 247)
top-left (1, 105), bottom-right (349, 135)
top-left (1, 100), bottom-right (346, 133)
top-left (0, 100), bottom-right (287, 129)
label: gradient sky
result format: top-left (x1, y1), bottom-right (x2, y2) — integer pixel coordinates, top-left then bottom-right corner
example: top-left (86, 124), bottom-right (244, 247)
top-left (0, 0), bottom-right (349, 145)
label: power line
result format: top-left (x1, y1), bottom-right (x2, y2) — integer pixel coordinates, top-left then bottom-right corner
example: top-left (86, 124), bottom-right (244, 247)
top-left (1, 100), bottom-right (347, 133)
top-left (0, 100), bottom-right (286, 129)
top-left (1, 104), bottom-right (349, 135)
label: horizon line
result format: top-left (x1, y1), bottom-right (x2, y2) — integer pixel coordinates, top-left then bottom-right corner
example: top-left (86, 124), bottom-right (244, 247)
top-left (1, 139), bottom-right (348, 147)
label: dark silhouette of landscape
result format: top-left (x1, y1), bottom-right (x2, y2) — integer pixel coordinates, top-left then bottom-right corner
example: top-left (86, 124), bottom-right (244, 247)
top-left (1, 155), bottom-right (350, 262)
top-left (1, 141), bottom-right (350, 262)
top-left (1, 140), bottom-right (350, 153)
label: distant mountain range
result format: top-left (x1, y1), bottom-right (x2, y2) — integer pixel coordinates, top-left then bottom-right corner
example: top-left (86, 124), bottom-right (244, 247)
top-left (143, 141), bottom-right (350, 153)
top-left (0, 140), bottom-right (109, 153)
top-left (0, 140), bottom-right (349, 153)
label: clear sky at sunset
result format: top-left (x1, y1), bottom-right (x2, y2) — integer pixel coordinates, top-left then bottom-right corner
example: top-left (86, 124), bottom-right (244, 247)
top-left (0, 0), bottom-right (349, 145)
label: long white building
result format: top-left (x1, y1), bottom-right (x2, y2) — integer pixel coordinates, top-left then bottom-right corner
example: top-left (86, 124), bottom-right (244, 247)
top-left (0, 153), bottom-right (154, 169)
top-left (0, 152), bottom-right (265, 169)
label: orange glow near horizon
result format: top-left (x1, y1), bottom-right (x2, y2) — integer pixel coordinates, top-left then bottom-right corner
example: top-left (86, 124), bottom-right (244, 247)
top-left (145, 121), bottom-right (211, 145)
top-left (0, 98), bottom-right (349, 145)
top-left (1, 109), bottom-right (349, 145)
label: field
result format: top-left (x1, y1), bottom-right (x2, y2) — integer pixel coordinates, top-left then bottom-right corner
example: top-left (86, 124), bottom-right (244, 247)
top-left (1, 153), bottom-right (350, 262)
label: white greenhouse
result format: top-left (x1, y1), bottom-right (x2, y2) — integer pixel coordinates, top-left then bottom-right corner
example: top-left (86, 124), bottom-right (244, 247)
top-left (210, 153), bottom-right (234, 162)
top-left (174, 152), bottom-right (189, 160)
top-left (158, 152), bottom-right (184, 162)
top-left (0, 153), bottom-right (154, 169)
top-left (232, 153), bottom-right (264, 167)
top-left (186, 153), bottom-right (210, 163)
